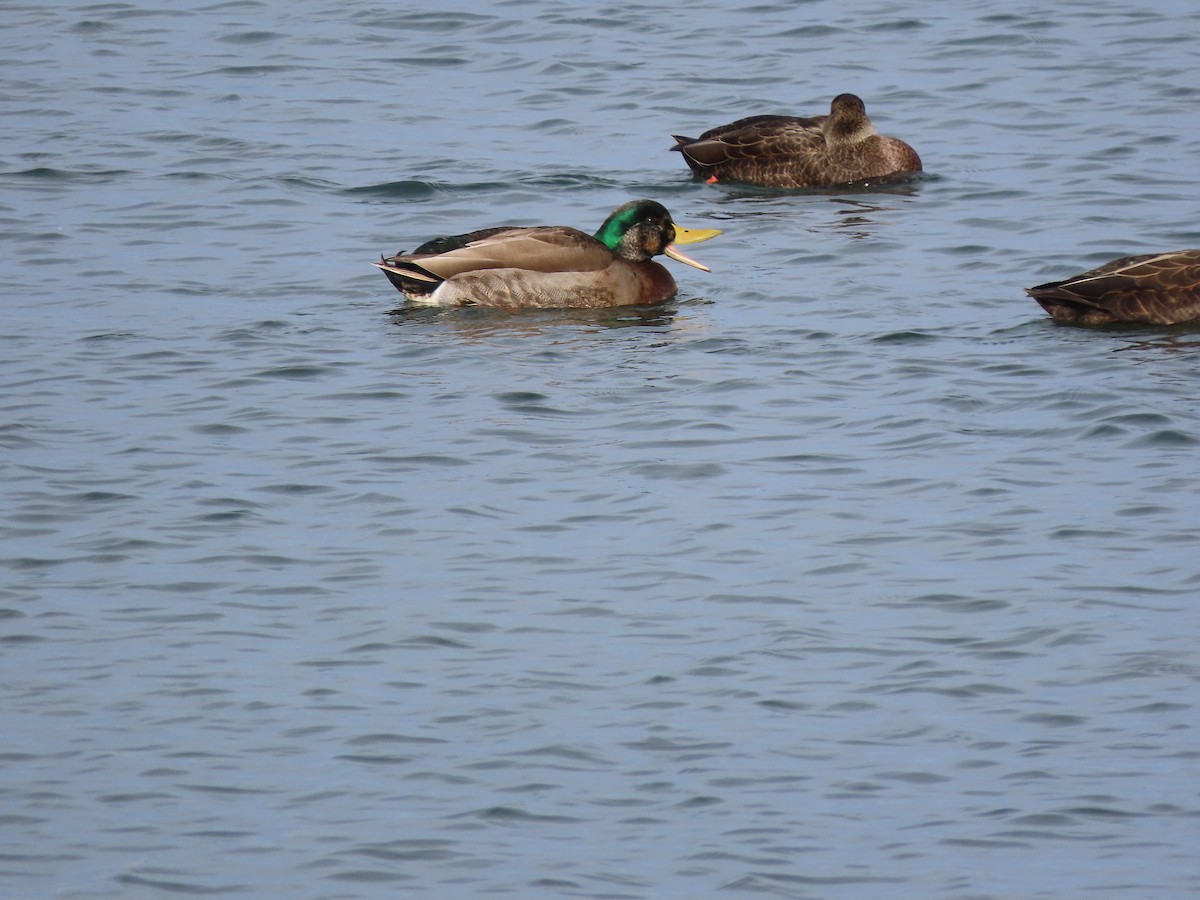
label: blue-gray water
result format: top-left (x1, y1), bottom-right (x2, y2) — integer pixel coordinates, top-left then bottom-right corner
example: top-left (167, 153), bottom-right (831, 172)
top-left (3, 2), bottom-right (1200, 898)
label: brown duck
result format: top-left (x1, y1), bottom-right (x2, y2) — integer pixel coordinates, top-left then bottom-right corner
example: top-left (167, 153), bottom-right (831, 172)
top-left (1026, 250), bottom-right (1200, 325)
top-left (373, 199), bottom-right (721, 309)
top-left (670, 93), bottom-right (922, 189)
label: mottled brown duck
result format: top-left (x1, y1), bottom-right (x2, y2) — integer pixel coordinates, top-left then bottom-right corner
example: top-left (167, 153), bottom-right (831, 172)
top-left (670, 93), bottom-right (922, 189)
top-left (374, 199), bottom-right (721, 309)
top-left (1026, 250), bottom-right (1200, 326)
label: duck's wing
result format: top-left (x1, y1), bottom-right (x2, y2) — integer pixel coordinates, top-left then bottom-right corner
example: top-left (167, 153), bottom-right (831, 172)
top-left (671, 115), bottom-right (824, 166)
top-left (1064, 251), bottom-right (1200, 288)
top-left (378, 226), bottom-right (612, 283)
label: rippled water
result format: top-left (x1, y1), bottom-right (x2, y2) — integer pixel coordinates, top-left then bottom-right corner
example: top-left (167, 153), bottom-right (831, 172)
top-left (3, 1), bottom-right (1200, 897)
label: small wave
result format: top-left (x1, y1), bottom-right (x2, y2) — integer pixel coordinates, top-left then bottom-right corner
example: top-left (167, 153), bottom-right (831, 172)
top-left (197, 64), bottom-right (302, 77)
top-left (345, 179), bottom-right (444, 199)
top-left (348, 172), bottom-right (620, 200)
top-left (2, 166), bottom-right (133, 182)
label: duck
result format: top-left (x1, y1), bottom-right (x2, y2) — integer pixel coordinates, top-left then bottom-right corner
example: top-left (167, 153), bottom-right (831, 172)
top-left (670, 93), bottom-right (922, 189)
top-left (373, 199), bottom-right (721, 309)
top-left (1026, 250), bottom-right (1200, 325)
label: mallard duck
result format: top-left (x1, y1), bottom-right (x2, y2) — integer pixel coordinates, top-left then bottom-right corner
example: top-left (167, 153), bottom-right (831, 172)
top-left (373, 199), bottom-right (721, 309)
top-left (670, 93), bottom-right (922, 189)
top-left (1026, 250), bottom-right (1200, 325)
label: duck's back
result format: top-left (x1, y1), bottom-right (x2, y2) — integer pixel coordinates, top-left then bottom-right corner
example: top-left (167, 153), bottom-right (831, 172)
top-left (415, 227), bottom-right (610, 277)
top-left (671, 116), bottom-right (824, 172)
top-left (1027, 250), bottom-right (1200, 325)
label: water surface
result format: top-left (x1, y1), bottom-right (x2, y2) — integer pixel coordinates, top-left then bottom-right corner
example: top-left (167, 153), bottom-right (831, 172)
top-left (2, 1), bottom-right (1199, 897)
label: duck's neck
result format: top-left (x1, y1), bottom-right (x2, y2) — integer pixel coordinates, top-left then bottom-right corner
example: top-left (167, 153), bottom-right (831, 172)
top-left (825, 117), bottom-right (876, 146)
top-left (593, 217), bottom-right (627, 251)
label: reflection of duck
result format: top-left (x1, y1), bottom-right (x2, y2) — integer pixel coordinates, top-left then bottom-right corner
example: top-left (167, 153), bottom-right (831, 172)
top-left (671, 94), bottom-right (922, 189)
top-left (1026, 250), bottom-right (1200, 325)
top-left (389, 303), bottom-right (685, 336)
top-left (374, 200), bottom-right (720, 309)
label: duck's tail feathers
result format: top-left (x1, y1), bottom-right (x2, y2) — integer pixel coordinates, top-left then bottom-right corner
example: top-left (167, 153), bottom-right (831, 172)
top-left (373, 257), bottom-right (442, 295)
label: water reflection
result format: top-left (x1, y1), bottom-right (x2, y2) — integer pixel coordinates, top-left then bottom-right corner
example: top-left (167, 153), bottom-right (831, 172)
top-left (696, 187), bottom-right (920, 241)
top-left (1112, 331), bottom-right (1200, 354)
top-left (820, 196), bottom-right (913, 240)
top-left (387, 301), bottom-right (689, 335)
top-left (705, 174), bottom-right (924, 203)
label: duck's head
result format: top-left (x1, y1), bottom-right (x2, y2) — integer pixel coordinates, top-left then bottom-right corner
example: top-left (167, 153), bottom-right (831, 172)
top-left (824, 93), bottom-right (877, 145)
top-left (594, 199), bottom-right (721, 271)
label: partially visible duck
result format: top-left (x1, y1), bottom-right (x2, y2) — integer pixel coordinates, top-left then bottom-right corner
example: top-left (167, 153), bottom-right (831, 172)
top-left (671, 93), bottom-right (922, 189)
top-left (374, 199), bottom-right (721, 309)
top-left (1026, 250), bottom-right (1200, 326)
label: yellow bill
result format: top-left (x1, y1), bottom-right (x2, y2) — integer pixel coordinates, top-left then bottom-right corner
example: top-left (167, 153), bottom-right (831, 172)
top-left (671, 224), bottom-right (722, 246)
top-left (665, 223), bottom-right (721, 271)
